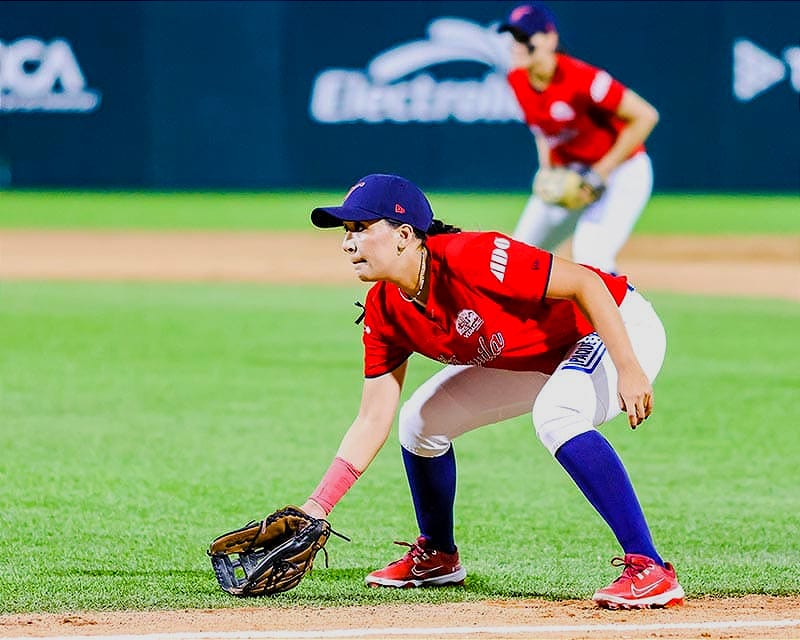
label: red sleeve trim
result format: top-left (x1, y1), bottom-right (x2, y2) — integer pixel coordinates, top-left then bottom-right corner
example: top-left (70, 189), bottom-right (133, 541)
top-left (364, 353), bottom-right (411, 379)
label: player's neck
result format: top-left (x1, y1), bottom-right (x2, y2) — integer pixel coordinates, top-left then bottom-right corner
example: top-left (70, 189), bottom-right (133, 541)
top-left (528, 54), bottom-right (557, 89)
top-left (398, 247), bottom-right (429, 306)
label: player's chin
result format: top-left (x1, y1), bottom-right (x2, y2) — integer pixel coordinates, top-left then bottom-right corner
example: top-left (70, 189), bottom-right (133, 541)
top-left (351, 262), bottom-right (377, 282)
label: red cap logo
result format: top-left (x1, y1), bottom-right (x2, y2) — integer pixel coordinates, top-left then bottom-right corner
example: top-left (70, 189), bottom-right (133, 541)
top-left (395, 203), bottom-right (406, 214)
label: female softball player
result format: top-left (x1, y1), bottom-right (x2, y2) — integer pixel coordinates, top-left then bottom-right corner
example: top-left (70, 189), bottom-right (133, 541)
top-left (299, 173), bottom-right (684, 609)
top-left (498, 3), bottom-right (659, 274)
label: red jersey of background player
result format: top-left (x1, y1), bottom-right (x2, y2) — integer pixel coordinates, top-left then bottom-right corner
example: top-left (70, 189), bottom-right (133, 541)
top-left (362, 232), bottom-right (629, 378)
top-left (507, 53), bottom-right (644, 167)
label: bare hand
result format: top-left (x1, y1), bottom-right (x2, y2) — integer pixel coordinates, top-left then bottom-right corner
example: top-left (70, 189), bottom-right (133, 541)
top-left (617, 367), bottom-right (654, 429)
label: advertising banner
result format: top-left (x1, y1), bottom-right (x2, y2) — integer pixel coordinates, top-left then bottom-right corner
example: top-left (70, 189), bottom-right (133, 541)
top-left (1, 1), bottom-right (797, 191)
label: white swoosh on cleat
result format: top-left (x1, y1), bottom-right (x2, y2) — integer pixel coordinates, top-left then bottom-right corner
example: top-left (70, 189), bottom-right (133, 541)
top-left (630, 578), bottom-right (666, 597)
top-left (410, 565), bottom-right (444, 578)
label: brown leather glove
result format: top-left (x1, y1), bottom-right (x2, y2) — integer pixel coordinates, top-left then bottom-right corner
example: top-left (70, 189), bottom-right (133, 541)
top-left (208, 505), bottom-right (346, 596)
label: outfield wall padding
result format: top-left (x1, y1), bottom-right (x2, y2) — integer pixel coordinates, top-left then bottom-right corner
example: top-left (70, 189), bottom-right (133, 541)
top-left (0, 1), bottom-right (798, 191)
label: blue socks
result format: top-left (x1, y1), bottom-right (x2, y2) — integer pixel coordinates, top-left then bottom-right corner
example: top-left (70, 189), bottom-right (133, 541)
top-left (401, 445), bottom-right (457, 554)
top-left (401, 432), bottom-right (663, 564)
top-left (555, 430), bottom-right (663, 565)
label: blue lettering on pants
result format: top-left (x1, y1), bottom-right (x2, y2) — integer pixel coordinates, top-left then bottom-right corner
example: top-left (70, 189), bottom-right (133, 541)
top-left (561, 333), bottom-right (606, 373)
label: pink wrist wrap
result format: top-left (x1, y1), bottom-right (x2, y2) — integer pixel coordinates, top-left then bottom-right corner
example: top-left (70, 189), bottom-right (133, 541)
top-left (310, 456), bottom-right (362, 514)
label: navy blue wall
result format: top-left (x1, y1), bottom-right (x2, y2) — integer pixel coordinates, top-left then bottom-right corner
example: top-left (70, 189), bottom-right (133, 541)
top-left (1, 1), bottom-right (798, 191)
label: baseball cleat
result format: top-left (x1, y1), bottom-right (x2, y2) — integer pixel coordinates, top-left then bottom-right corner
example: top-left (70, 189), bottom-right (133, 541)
top-left (592, 553), bottom-right (685, 609)
top-left (365, 536), bottom-right (466, 588)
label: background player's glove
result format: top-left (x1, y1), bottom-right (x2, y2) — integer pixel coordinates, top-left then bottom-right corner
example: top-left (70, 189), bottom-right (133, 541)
top-left (533, 166), bottom-right (606, 210)
top-left (208, 505), bottom-right (347, 596)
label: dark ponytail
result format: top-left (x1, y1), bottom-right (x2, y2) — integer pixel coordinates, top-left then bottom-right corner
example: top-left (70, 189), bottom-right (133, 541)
top-left (425, 218), bottom-right (461, 237)
top-left (387, 217), bottom-right (461, 239)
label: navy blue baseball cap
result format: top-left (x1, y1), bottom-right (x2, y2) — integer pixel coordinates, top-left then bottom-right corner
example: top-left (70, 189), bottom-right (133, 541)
top-left (498, 3), bottom-right (558, 38)
top-left (311, 174), bottom-right (433, 233)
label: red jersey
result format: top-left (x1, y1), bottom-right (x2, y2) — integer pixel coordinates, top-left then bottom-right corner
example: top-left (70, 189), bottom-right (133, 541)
top-left (507, 53), bottom-right (644, 167)
top-left (361, 232), bottom-right (629, 378)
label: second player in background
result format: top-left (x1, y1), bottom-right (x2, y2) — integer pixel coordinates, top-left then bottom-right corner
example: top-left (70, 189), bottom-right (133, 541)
top-left (499, 2), bottom-right (659, 274)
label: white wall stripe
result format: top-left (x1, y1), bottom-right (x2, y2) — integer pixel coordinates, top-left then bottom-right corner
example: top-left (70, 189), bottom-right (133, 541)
top-left (5, 617), bottom-right (800, 640)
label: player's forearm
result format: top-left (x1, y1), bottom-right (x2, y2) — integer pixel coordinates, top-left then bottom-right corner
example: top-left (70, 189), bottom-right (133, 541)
top-left (335, 414), bottom-right (393, 471)
top-left (304, 415), bottom-right (392, 517)
top-left (535, 135), bottom-right (551, 169)
top-left (593, 107), bottom-right (658, 179)
top-left (304, 366), bottom-right (404, 516)
top-left (573, 274), bottom-right (641, 373)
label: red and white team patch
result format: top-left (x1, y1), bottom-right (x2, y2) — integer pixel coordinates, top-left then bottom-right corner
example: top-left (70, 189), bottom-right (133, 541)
top-left (549, 101), bottom-right (576, 121)
top-left (455, 309), bottom-right (484, 338)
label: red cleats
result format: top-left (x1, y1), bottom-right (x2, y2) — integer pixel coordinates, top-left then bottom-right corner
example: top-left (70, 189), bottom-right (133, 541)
top-left (593, 553), bottom-right (685, 609)
top-left (365, 536), bottom-right (466, 588)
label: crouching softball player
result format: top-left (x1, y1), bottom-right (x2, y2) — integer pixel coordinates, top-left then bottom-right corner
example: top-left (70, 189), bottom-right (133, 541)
top-left (298, 173), bottom-right (685, 609)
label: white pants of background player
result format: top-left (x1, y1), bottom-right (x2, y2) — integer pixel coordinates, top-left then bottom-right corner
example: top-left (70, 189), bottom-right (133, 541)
top-left (514, 153), bottom-right (653, 274)
top-left (398, 289), bottom-right (666, 458)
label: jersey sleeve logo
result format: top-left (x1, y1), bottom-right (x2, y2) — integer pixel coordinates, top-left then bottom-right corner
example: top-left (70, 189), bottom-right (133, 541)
top-left (455, 309), bottom-right (484, 338)
top-left (590, 70), bottom-right (612, 103)
top-left (489, 236), bottom-right (511, 282)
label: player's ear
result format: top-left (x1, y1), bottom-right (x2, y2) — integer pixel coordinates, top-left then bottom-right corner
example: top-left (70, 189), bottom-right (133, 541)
top-left (396, 223), bottom-right (415, 245)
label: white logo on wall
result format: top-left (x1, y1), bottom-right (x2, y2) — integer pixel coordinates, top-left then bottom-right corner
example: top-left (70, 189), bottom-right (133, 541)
top-left (733, 38), bottom-right (800, 102)
top-left (0, 38), bottom-right (101, 113)
top-left (309, 18), bottom-right (522, 124)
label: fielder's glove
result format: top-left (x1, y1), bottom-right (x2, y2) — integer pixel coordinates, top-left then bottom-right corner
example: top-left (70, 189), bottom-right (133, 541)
top-left (533, 166), bottom-right (606, 210)
top-left (208, 505), bottom-right (348, 596)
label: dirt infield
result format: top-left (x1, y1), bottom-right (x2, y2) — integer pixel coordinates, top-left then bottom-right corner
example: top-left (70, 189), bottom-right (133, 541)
top-left (1, 231), bottom-right (798, 300)
top-left (2, 596), bottom-right (799, 639)
top-left (0, 230), bottom-right (798, 638)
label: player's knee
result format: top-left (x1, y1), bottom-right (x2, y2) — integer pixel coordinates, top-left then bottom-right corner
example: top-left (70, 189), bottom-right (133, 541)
top-left (398, 400), bottom-right (452, 457)
top-left (531, 401), bottom-right (594, 456)
top-left (398, 396), bottom-right (423, 437)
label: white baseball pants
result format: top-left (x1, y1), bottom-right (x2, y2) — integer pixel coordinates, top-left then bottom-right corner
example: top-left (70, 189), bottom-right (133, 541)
top-left (513, 153), bottom-right (654, 274)
top-left (398, 289), bottom-right (666, 458)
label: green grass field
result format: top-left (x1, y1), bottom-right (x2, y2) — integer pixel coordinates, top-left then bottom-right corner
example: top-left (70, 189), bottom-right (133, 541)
top-left (0, 191), bottom-right (798, 613)
top-left (1, 285), bottom-right (798, 612)
top-left (1, 191), bottom-right (799, 234)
